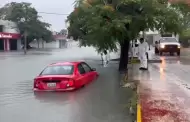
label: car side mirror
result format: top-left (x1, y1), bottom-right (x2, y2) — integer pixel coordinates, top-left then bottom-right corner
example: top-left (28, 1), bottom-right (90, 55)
top-left (91, 68), bottom-right (96, 71)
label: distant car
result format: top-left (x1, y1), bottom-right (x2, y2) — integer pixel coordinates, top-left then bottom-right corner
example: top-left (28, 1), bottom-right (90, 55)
top-left (33, 61), bottom-right (99, 91)
top-left (155, 37), bottom-right (181, 56)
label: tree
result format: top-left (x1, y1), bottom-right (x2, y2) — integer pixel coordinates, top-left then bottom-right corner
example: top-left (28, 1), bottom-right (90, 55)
top-left (169, 1), bottom-right (190, 46)
top-left (0, 2), bottom-right (53, 46)
top-left (60, 29), bottom-right (67, 35)
top-left (67, 0), bottom-right (185, 71)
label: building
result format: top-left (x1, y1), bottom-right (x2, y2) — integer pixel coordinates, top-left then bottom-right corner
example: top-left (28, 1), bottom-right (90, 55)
top-left (140, 30), bottom-right (179, 45)
top-left (0, 20), bottom-right (21, 51)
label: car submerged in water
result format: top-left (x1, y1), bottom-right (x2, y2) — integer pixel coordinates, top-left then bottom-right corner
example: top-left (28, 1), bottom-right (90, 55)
top-left (33, 61), bottom-right (99, 91)
top-left (155, 37), bottom-right (181, 56)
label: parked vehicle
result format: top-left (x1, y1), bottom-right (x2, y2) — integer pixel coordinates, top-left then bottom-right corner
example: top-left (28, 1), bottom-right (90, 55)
top-left (155, 37), bottom-right (181, 56)
top-left (33, 61), bottom-right (99, 91)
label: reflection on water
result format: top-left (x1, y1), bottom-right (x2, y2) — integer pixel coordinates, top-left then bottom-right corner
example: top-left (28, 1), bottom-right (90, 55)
top-left (159, 67), bottom-right (166, 81)
top-left (159, 58), bottom-right (166, 81)
top-left (160, 55), bottom-right (190, 65)
top-left (0, 80), bottom-right (33, 106)
top-left (33, 92), bottom-right (76, 105)
top-left (140, 70), bottom-right (150, 81)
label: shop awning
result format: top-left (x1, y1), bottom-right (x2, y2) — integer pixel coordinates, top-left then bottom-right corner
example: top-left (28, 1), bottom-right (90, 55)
top-left (0, 32), bottom-right (21, 39)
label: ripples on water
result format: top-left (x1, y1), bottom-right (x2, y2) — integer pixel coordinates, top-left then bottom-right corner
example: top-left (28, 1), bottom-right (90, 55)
top-left (0, 80), bottom-right (34, 106)
top-left (0, 80), bottom-right (77, 107)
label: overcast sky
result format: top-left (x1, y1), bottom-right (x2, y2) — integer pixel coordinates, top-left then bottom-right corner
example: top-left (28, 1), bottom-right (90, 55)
top-left (0, 0), bottom-right (75, 32)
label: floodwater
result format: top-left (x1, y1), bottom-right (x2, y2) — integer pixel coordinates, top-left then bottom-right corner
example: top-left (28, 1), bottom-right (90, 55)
top-left (0, 42), bottom-right (132, 122)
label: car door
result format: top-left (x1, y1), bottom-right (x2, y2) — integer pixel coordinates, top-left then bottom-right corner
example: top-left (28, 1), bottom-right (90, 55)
top-left (81, 62), bottom-right (94, 82)
top-left (77, 64), bottom-right (88, 86)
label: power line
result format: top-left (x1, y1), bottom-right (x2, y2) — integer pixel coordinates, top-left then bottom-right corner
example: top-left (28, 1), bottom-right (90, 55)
top-left (38, 12), bottom-right (69, 16)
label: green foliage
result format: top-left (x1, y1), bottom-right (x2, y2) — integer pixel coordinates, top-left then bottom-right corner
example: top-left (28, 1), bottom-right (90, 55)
top-left (182, 29), bottom-right (190, 37)
top-left (170, 1), bottom-right (190, 30)
top-left (0, 2), bottom-right (53, 43)
top-left (60, 29), bottom-right (67, 35)
top-left (170, 2), bottom-right (190, 38)
top-left (67, 0), bottom-right (185, 52)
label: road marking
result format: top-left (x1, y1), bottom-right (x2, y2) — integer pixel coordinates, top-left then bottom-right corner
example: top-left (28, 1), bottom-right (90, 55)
top-left (137, 85), bottom-right (142, 122)
top-left (137, 104), bottom-right (142, 122)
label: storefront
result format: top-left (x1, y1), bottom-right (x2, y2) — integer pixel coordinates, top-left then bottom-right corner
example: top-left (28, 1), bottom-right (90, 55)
top-left (0, 32), bottom-right (21, 51)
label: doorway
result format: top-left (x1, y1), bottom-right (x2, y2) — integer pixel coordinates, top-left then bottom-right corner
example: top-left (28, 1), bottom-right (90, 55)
top-left (10, 39), bottom-right (17, 50)
top-left (0, 39), bottom-right (4, 50)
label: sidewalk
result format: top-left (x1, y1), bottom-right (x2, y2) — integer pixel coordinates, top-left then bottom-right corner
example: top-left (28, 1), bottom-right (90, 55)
top-left (129, 64), bottom-right (190, 122)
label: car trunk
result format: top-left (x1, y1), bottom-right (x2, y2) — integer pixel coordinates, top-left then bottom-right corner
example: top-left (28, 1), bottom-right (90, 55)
top-left (34, 75), bottom-right (75, 90)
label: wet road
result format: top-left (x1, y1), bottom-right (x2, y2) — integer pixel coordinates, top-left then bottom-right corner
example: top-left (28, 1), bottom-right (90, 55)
top-left (0, 43), bottom-right (132, 122)
top-left (136, 50), bottom-right (190, 122)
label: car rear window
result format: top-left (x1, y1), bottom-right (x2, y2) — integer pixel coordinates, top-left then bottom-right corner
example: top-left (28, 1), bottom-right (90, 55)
top-left (40, 65), bottom-right (74, 75)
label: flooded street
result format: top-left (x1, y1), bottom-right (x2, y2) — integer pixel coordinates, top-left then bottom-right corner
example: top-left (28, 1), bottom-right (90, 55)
top-left (137, 52), bottom-right (190, 122)
top-left (1, 42), bottom-right (190, 122)
top-left (0, 43), bottom-right (132, 122)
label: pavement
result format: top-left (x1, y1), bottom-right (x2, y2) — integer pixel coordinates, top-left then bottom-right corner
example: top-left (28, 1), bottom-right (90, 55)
top-left (0, 42), bottom-right (132, 122)
top-left (129, 53), bottom-right (190, 122)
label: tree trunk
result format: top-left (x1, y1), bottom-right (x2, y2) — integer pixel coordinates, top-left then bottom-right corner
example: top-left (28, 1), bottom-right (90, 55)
top-left (37, 40), bottom-right (40, 48)
top-left (119, 39), bottom-right (130, 72)
top-left (42, 40), bottom-right (44, 48)
top-left (24, 31), bottom-right (27, 54)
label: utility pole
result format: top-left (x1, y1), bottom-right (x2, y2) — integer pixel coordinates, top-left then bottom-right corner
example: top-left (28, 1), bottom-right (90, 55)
top-left (24, 30), bottom-right (27, 54)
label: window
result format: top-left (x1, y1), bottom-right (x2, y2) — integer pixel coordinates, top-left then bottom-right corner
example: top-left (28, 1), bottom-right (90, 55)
top-left (78, 64), bottom-right (85, 74)
top-left (81, 63), bottom-right (92, 73)
top-left (40, 65), bottom-right (74, 75)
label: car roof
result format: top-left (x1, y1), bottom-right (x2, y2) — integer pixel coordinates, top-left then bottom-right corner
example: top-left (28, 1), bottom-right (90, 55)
top-left (49, 61), bottom-right (84, 66)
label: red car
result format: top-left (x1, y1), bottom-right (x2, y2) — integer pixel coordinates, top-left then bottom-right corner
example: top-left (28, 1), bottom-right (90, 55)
top-left (33, 61), bottom-right (99, 91)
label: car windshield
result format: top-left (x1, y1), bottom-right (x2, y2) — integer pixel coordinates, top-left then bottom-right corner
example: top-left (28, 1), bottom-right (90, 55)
top-left (40, 65), bottom-right (74, 75)
top-left (160, 38), bottom-right (177, 43)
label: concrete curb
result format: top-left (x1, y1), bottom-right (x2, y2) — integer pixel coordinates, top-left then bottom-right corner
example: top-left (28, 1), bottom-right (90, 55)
top-left (128, 59), bottom-right (162, 64)
top-left (111, 58), bottom-right (162, 63)
top-left (137, 85), bottom-right (142, 122)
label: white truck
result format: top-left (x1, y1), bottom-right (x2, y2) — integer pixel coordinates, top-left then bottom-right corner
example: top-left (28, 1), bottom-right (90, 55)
top-left (155, 37), bottom-right (181, 56)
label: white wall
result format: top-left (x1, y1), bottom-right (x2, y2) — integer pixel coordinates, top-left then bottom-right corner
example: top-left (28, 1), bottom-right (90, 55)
top-left (152, 33), bottom-right (180, 44)
top-left (153, 34), bottom-right (161, 44)
top-left (140, 29), bottom-right (180, 43)
top-left (0, 20), bottom-right (19, 33)
top-left (17, 39), bottom-right (22, 50)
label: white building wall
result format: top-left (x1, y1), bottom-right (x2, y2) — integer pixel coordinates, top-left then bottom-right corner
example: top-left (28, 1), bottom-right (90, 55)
top-left (0, 20), bottom-right (21, 51)
top-left (17, 39), bottom-right (22, 50)
top-left (141, 29), bottom-right (180, 44)
top-left (0, 20), bottom-right (19, 33)
top-left (153, 34), bottom-right (161, 44)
